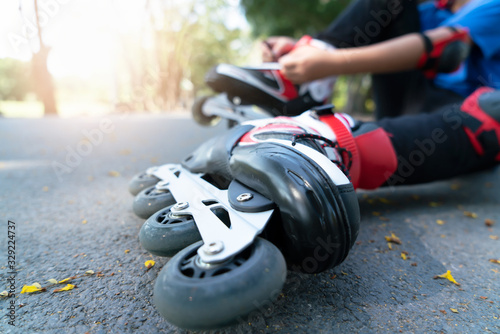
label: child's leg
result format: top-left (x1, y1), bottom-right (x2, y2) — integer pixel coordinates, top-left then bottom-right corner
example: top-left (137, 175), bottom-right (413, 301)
top-left (316, 0), bottom-right (427, 119)
top-left (353, 88), bottom-right (500, 188)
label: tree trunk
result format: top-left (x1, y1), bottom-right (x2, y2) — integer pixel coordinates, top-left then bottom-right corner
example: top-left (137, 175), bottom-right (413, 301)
top-left (33, 0), bottom-right (58, 116)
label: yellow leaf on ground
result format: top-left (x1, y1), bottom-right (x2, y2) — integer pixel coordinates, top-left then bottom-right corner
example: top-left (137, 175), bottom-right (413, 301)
top-left (0, 291), bottom-right (9, 297)
top-left (85, 270), bottom-right (95, 275)
top-left (47, 279), bottom-right (58, 285)
top-left (21, 285), bottom-right (43, 294)
top-left (124, 249), bottom-right (130, 254)
top-left (53, 284), bottom-right (76, 293)
top-left (450, 308), bottom-right (459, 313)
top-left (385, 233), bottom-right (402, 245)
top-left (464, 211), bottom-right (478, 218)
top-left (58, 276), bottom-right (76, 284)
top-left (401, 252), bottom-right (407, 260)
top-left (436, 219), bottom-right (445, 225)
top-left (489, 259), bottom-right (500, 264)
top-left (108, 170), bottom-right (120, 177)
top-left (145, 260), bottom-right (155, 269)
top-left (434, 270), bottom-right (460, 286)
top-left (489, 235), bottom-right (499, 240)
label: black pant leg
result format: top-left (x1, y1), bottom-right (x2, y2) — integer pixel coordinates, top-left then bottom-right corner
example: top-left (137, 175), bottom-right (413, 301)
top-left (376, 105), bottom-right (498, 186)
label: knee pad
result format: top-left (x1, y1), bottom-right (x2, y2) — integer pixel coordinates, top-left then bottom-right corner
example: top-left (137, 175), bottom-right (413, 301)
top-left (352, 123), bottom-right (398, 189)
top-left (460, 87), bottom-right (500, 161)
top-left (417, 27), bottom-right (470, 78)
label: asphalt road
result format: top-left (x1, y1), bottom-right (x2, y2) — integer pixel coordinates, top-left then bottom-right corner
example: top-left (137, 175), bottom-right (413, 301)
top-left (1, 113), bottom-right (499, 334)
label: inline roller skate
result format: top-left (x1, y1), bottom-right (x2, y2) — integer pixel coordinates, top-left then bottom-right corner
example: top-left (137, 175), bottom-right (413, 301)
top-left (192, 36), bottom-right (337, 126)
top-left (129, 106), bottom-right (362, 330)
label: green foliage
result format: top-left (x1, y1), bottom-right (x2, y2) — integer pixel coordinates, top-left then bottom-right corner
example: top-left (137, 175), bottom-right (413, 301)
top-left (0, 58), bottom-right (33, 101)
top-left (240, 0), bottom-right (351, 37)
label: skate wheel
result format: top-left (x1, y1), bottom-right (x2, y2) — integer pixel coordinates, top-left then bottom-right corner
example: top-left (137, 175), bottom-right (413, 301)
top-left (139, 206), bottom-right (201, 257)
top-left (133, 186), bottom-right (176, 219)
top-left (192, 96), bottom-right (221, 127)
top-left (153, 238), bottom-right (286, 330)
top-left (128, 171), bottom-right (160, 196)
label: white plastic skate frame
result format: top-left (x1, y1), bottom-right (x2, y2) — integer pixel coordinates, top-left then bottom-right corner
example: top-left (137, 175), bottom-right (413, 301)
top-left (148, 164), bottom-right (274, 264)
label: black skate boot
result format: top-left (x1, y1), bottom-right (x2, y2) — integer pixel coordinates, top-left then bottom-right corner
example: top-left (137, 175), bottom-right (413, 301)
top-left (133, 108), bottom-right (360, 330)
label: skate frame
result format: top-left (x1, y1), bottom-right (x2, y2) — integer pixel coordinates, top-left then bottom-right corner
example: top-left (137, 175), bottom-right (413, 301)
top-left (151, 164), bottom-right (274, 264)
top-left (204, 93), bottom-right (272, 123)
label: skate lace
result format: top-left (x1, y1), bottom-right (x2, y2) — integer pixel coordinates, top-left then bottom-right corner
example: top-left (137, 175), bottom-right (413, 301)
top-left (291, 133), bottom-right (353, 180)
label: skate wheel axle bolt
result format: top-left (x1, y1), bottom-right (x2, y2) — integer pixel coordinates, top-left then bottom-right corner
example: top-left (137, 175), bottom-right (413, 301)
top-left (237, 193), bottom-right (253, 202)
top-left (173, 202), bottom-right (189, 210)
top-left (202, 241), bottom-right (224, 255)
top-left (155, 180), bottom-right (170, 191)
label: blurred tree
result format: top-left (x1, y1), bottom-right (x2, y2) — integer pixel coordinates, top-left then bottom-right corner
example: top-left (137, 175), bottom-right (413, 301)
top-left (0, 58), bottom-right (33, 100)
top-left (32, 0), bottom-right (58, 115)
top-left (240, 0), bottom-right (350, 37)
top-left (114, 0), bottom-right (245, 112)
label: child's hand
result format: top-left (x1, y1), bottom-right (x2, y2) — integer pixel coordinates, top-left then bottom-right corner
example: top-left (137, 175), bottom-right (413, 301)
top-left (262, 36), bottom-right (296, 62)
top-left (279, 46), bottom-right (332, 83)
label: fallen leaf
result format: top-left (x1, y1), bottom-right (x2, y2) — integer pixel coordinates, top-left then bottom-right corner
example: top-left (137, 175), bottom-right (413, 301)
top-left (401, 252), bottom-right (408, 260)
top-left (480, 296), bottom-right (488, 300)
top-left (436, 219), bottom-right (445, 225)
top-left (387, 242), bottom-right (393, 250)
top-left (124, 249), bottom-right (130, 254)
top-left (489, 259), bottom-right (500, 264)
top-left (42, 186), bottom-right (49, 192)
top-left (434, 270), bottom-right (460, 286)
top-left (489, 235), bottom-right (499, 240)
top-left (145, 260), bottom-right (155, 269)
top-left (485, 219), bottom-right (495, 227)
top-left (82, 219), bottom-right (87, 224)
top-left (85, 270), bottom-right (95, 275)
top-left (439, 310), bottom-right (447, 314)
top-left (0, 291), bottom-right (8, 297)
top-left (450, 308), bottom-right (459, 313)
top-left (108, 170), bottom-right (120, 177)
top-left (53, 284), bottom-right (76, 293)
top-left (385, 233), bottom-right (402, 245)
top-left (59, 276), bottom-right (76, 284)
top-left (464, 211), bottom-right (478, 218)
top-left (21, 285), bottom-right (44, 294)
top-left (47, 279), bottom-right (58, 285)
top-left (411, 263), bottom-right (418, 267)
top-left (372, 211), bottom-right (381, 216)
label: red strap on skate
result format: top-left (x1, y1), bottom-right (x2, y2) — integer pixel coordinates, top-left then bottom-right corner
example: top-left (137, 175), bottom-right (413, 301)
top-left (460, 86), bottom-right (500, 161)
top-left (319, 114), bottom-right (361, 189)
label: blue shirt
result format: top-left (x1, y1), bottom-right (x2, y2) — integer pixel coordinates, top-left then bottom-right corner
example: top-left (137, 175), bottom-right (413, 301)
top-left (419, 0), bottom-right (500, 96)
